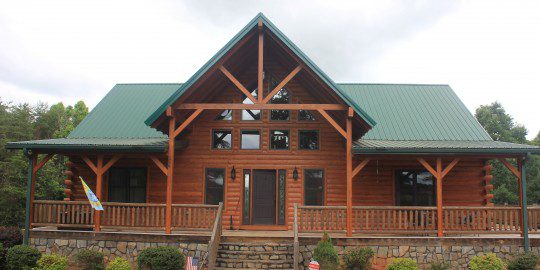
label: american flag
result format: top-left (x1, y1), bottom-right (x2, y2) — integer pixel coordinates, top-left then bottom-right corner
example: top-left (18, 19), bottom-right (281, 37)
top-left (186, 256), bottom-right (198, 270)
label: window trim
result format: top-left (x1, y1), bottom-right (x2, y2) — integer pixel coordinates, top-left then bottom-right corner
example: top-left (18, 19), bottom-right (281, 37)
top-left (303, 168), bottom-right (325, 206)
top-left (240, 129), bottom-right (261, 150)
top-left (211, 129), bottom-right (233, 150)
top-left (298, 130), bottom-right (320, 151)
top-left (394, 169), bottom-right (436, 207)
top-left (204, 167), bottom-right (226, 205)
top-left (269, 129), bottom-right (290, 150)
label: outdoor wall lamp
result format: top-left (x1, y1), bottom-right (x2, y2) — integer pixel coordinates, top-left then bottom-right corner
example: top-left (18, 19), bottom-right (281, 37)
top-left (230, 166), bottom-right (236, 181)
top-left (293, 167), bottom-right (299, 181)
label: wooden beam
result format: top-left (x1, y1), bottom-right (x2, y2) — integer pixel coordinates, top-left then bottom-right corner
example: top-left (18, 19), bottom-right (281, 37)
top-left (417, 158), bottom-right (439, 178)
top-left (173, 109), bottom-right (204, 138)
top-left (435, 157), bottom-right (443, 237)
top-left (33, 154), bottom-right (53, 173)
top-left (150, 155), bottom-right (168, 175)
top-left (81, 156), bottom-right (98, 174)
top-left (258, 19), bottom-right (264, 103)
top-left (440, 158), bottom-right (460, 178)
top-left (499, 158), bottom-right (521, 178)
top-left (352, 158), bottom-right (371, 177)
top-left (346, 114), bottom-right (353, 237)
top-left (94, 155), bottom-right (104, 232)
top-left (176, 103), bottom-right (348, 111)
top-left (165, 114), bottom-right (176, 234)
top-left (261, 65), bottom-right (302, 104)
top-left (317, 109), bottom-right (347, 138)
top-left (102, 155), bottom-right (122, 173)
top-left (219, 66), bottom-right (257, 103)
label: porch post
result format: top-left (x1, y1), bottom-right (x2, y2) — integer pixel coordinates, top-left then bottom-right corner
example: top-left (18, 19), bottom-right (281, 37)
top-left (23, 150), bottom-right (35, 245)
top-left (346, 108), bottom-right (353, 236)
top-left (165, 108), bottom-right (176, 234)
top-left (94, 155), bottom-right (104, 232)
top-left (520, 156), bottom-right (530, 251)
top-left (436, 158), bottom-right (443, 237)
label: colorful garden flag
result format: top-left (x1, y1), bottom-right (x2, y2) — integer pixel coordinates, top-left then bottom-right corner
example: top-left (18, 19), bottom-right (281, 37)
top-left (79, 176), bottom-right (103, 211)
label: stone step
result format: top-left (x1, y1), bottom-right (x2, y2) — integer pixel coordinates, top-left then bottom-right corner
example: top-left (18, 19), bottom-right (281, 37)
top-left (216, 258), bottom-right (294, 269)
top-left (219, 249), bottom-right (292, 255)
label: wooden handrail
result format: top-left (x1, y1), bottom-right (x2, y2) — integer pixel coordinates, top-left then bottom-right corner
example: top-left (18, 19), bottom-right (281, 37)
top-left (206, 202), bottom-right (223, 270)
top-left (293, 203), bottom-right (300, 270)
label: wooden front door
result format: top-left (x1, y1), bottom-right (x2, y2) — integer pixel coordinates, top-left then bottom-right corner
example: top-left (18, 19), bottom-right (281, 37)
top-left (252, 170), bottom-right (276, 225)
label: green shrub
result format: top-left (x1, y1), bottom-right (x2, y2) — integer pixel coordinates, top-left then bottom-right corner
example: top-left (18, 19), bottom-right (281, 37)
top-left (427, 261), bottom-right (451, 270)
top-left (313, 233), bottom-right (339, 270)
top-left (0, 227), bottom-right (23, 248)
top-left (37, 253), bottom-right (69, 270)
top-left (75, 249), bottom-right (104, 270)
top-left (0, 243), bottom-right (6, 269)
top-left (5, 244), bottom-right (41, 270)
top-left (387, 258), bottom-right (418, 270)
top-left (137, 246), bottom-right (185, 270)
top-left (507, 252), bottom-right (538, 270)
top-left (106, 257), bottom-right (131, 270)
top-left (343, 247), bottom-right (374, 269)
top-left (468, 253), bottom-right (505, 270)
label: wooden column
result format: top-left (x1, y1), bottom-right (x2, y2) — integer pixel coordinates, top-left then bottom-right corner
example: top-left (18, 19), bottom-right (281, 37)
top-left (93, 155), bottom-right (104, 231)
top-left (166, 108), bottom-right (176, 234)
top-left (257, 19), bottom-right (263, 102)
top-left (346, 108), bottom-right (353, 236)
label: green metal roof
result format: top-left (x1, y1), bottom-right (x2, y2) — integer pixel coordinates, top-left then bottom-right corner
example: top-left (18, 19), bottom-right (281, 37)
top-left (144, 13), bottom-right (376, 128)
top-left (338, 84), bottom-right (493, 141)
top-left (5, 138), bottom-right (167, 152)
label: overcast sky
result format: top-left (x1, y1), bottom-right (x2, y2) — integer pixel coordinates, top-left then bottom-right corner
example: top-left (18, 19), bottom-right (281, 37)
top-left (1, 0), bottom-right (539, 139)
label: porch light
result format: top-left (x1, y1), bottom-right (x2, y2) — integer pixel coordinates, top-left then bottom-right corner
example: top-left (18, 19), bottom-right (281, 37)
top-left (230, 166), bottom-right (236, 181)
top-left (293, 167), bottom-right (299, 181)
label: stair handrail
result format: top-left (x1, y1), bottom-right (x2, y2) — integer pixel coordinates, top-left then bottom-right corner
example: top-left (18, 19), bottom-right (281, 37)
top-left (293, 203), bottom-right (300, 270)
top-left (203, 201), bottom-right (223, 270)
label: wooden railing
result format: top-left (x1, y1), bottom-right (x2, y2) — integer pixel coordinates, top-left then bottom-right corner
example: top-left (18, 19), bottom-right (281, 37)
top-left (293, 204), bottom-right (300, 270)
top-left (297, 205), bottom-right (347, 232)
top-left (205, 202), bottom-right (223, 270)
top-left (443, 206), bottom-right (521, 234)
top-left (171, 204), bottom-right (220, 230)
top-left (33, 200), bottom-right (94, 228)
top-left (353, 206), bottom-right (437, 234)
top-left (528, 207), bottom-right (540, 233)
top-left (101, 202), bottom-right (166, 230)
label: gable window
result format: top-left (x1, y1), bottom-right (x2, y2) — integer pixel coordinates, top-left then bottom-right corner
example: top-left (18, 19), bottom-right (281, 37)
top-left (215, 110), bottom-right (232, 121)
top-left (108, 167), bottom-right (147, 203)
top-left (270, 130), bottom-right (290, 150)
top-left (304, 169), bottom-right (324, 206)
top-left (299, 130), bottom-right (319, 150)
top-left (205, 168), bottom-right (225, 205)
top-left (269, 84), bottom-right (290, 121)
top-left (242, 89), bottom-right (260, 120)
top-left (212, 130), bottom-right (232, 149)
top-left (241, 130), bottom-right (260, 149)
top-left (395, 170), bottom-right (435, 206)
top-left (298, 110), bottom-right (316, 121)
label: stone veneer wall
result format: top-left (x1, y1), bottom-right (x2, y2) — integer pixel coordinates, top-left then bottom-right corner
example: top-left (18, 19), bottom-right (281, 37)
top-left (299, 237), bottom-right (540, 270)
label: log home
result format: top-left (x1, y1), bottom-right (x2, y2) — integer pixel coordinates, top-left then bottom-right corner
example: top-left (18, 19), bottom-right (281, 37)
top-left (7, 13), bottom-right (540, 269)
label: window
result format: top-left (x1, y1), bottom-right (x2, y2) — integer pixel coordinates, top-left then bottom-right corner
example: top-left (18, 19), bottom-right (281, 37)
top-left (241, 130), bottom-right (260, 149)
top-left (304, 169), bottom-right (324, 205)
top-left (299, 130), bottom-right (319, 150)
top-left (270, 130), bottom-right (290, 150)
top-left (242, 170), bottom-right (251, 225)
top-left (298, 110), bottom-right (316, 121)
top-left (395, 170), bottom-right (435, 206)
top-left (242, 89), bottom-right (260, 120)
top-left (212, 130), bottom-right (232, 149)
top-left (205, 168), bottom-right (225, 205)
top-left (277, 170), bottom-right (286, 225)
top-left (108, 168), bottom-right (147, 203)
top-left (270, 87), bottom-right (290, 121)
top-left (215, 110), bottom-right (232, 121)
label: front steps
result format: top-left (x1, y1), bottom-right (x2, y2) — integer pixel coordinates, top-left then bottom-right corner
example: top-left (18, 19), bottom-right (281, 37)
top-left (215, 242), bottom-right (295, 269)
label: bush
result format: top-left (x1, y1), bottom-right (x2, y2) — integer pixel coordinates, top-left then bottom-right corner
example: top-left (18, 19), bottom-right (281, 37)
top-left (37, 253), bottom-right (69, 270)
top-left (0, 227), bottom-right (23, 248)
top-left (343, 247), bottom-right (374, 269)
top-left (507, 252), bottom-right (539, 270)
top-left (468, 253), bottom-right (505, 270)
top-left (137, 246), bottom-right (185, 270)
top-left (0, 243), bottom-right (6, 269)
top-left (106, 257), bottom-right (131, 270)
top-left (75, 249), bottom-right (104, 270)
top-left (313, 233), bottom-right (339, 270)
top-left (387, 258), bottom-right (418, 270)
top-left (5, 244), bottom-right (41, 270)
top-left (427, 261), bottom-right (451, 270)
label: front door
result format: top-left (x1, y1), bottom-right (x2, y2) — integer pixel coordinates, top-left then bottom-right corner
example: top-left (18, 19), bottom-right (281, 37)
top-left (252, 170), bottom-right (276, 225)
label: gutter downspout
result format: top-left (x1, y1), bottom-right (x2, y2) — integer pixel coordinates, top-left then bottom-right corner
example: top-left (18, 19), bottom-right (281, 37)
top-left (521, 153), bottom-right (530, 251)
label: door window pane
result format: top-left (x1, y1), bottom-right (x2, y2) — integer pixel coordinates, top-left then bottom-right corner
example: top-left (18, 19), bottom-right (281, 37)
top-left (304, 169), bottom-right (324, 206)
top-left (243, 170), bottom-right (251, 225)
top-left (215, 110), bottom-right (232, 121)
top-left (298, 110), bottom-right (316, 121)
top-left (212, 130), bottom-right (232, 149)
top-left (108, 168), bottom-right (147, 203)
top-left (270, 130), bottom-right (290, 150)
top-left (270, 88), bottom-right (290, 121)
top-left (241, 130), bottom-right (260, 149)
top-left (278, 170), bottom-right (286, 225)
top-left (205, 168), bottom-right (225, 205)
top-left (299, 130), bottom-right (319, 150)
top-left (242, 89), bottom-right (260, 120)
top-left (395, 170), bottom-right (435, 206)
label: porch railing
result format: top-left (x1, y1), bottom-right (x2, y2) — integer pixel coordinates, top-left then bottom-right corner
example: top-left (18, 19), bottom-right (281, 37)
top-left (32, 200), bottom-right (219, 231)
top-left (297, 205), bottom-right (540, 235)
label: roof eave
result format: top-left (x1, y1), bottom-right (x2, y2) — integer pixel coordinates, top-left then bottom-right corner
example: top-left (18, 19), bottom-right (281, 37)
top-left (353, 148), bottom-right (540, 155)
top-left (5, 142), bottom-right (167, 153)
